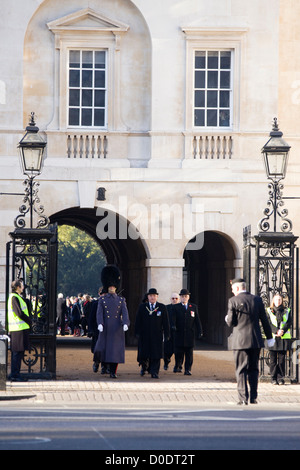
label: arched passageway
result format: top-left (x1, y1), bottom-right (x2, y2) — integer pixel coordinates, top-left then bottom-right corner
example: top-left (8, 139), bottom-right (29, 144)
top-left (184, 231), bottom-right (236, 346)
top-left (50, 207), bottom-right (148, 345)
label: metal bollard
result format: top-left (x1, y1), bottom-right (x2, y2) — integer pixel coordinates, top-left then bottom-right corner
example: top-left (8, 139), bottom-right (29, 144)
top-left (0, 337), bottom-right (7, 391)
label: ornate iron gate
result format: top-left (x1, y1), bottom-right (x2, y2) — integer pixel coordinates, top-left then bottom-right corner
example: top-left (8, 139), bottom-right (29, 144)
top-left (5, 225), bottom-right (58, 379)
top-left (243, 226), bottom-right (299, 382)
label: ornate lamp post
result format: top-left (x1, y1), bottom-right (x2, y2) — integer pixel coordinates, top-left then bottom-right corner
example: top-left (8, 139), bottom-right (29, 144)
top-left (15, 112), bottom-right (49, 229)
top-left (243, 118), bottom-right (298, 382)
top-left (5, 112), bottom-right (57, 379)
top-left (259, 118), bottom-right (291, 233)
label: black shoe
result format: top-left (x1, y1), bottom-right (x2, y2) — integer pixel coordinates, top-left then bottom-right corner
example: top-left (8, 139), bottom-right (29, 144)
top-left (278, 379), bottom-right (285, 385)
top-left (140, 368), bottom-right (146, 376)
top-left (110, 373), bottom-right (117, 379)
top-left (93, 362), bottom-right (99, 373)
top-left (164, 365), bottom-right (168, 370)
top-left (237, 400), bottom-right (248, 405)
top-left (173, 367), bottom-right (182, 373)
top-left (271, 380), bottom-right (279, 385)
top-left (250, 399), bottom-right (258, 404)
top-left (151, 373), bottom-right (159, 379)
top-left (184, 370), bottom-right (192, 375)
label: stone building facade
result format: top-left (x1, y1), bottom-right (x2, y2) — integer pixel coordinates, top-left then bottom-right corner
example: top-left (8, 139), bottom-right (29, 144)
top-left (0, 0), bottom-right (300, 345)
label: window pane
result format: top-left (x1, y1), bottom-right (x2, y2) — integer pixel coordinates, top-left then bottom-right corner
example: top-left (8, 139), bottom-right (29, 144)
top-left (69, 70), bottom-right (80, 87)
top-left (194, 90), bottom-right (205, 107)
top-left (95, 70), bottom-right (105, 88)
top-left (82, 70), bottom-right (92, 87)
top-left (207, 90), bottom-right (218, 107)
top-left (69, 50), bottom-right (80, 68)
top-left (207, 109), bottom-right (217, 126)
top-left (95, 90), bottom-right (105, 107)
top-left (82, 89), bottom-right (92, 107)
top-left (219, 110), bottom-right (230, 127)
top-left (220, 52), bottom-right (231, 69)
top-left (194, 109), bottom-right (204, 126)
top-left (207, 71), bottom-right (218, 88)
top-left (82, 51), bottom-right (93, 68)
top-left (82, 108), bottom-right (92, 126)
top-left (220, 90), bottom-right (229, 107)
top-left (220, 71), bottom-right (230, 89)
top-left (69, 89), bottom-right (80, 106)
top-left (195, 71), bottom-right (205, 88)
top-left (95, 51), bottom-right (106, 69)
top-left (94, 109), bottom-right (105, 126)
top-left (207, 51), bottom-right (218, 69)
top-left (195, 51), bottom-right (205, 69)
top-left (69, 108), bottom-right (79, 126)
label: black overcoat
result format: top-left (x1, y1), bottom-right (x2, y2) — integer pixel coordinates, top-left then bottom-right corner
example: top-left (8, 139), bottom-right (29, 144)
top-left (135, 301), bottom-right (170, 362)
top-left (172, 302), bottom-right (202, 350)
top-left (226, 291), bottom-right (272, 350)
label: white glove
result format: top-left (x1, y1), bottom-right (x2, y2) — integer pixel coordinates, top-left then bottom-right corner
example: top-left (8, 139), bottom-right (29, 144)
top-left (98, 324), bottom-right (103, 332)
top-left (123, 325), bottom-right (128, 332)
top-left (267, 338), bottom-right (275, 347)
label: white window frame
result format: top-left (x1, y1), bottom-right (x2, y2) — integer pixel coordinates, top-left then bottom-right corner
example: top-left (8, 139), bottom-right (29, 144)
top-left (47, 8), bottom-right (129, 131)
top-left (194, 49), bottom-right (233, 129)
top-left (182, 27), bottom-right (248, 133)
top-left (67, 48), bottom-right (108, 129)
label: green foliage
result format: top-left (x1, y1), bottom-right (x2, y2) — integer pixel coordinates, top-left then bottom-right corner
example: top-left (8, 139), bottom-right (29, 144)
top-left (57, 225), bottom-right (106, 297)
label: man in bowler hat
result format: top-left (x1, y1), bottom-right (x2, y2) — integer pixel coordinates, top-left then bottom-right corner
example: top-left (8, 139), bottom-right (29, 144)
top-left (226, 278), bottom-right (274, 404)
top-left (172, 288), bottom-right (202, 375)
top-left (135, 288), bottom-right (170, 378)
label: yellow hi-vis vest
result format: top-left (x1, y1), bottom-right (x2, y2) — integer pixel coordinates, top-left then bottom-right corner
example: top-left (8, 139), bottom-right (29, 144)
top-left (267, 307), bottom-right (292, 339)
top-left (8, 293), bottom-right (30, 332)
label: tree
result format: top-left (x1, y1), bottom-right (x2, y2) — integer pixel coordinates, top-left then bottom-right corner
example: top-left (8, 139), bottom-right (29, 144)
top-left (57, 225), bottom-right (106, 297)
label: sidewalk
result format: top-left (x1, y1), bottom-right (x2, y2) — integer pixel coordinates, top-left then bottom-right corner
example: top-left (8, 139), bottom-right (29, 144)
top-left (1, 340), bottom-right (300, 408)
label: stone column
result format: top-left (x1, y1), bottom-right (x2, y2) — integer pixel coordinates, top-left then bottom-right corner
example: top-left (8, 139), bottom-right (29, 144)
top-left (145, 258), bottom-right (185, 304)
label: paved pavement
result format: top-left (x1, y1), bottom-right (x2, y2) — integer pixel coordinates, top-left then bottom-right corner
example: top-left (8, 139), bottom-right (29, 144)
top-left (1, 341), bottom-right (300, 408)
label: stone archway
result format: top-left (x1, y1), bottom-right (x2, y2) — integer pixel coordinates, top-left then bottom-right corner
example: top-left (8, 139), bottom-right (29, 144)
top-left (184, 231), bottom-right (236, 346)
top-left (50, 206), bottom-right (148, 345)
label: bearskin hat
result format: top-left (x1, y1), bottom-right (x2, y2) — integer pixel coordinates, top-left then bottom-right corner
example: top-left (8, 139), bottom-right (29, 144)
top-left (101, 264), bottom-right (121, 291)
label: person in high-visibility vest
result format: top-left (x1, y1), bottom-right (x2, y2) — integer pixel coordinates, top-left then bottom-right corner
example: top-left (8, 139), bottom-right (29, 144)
top-left (7, 279), bottom-right (31, 381)
top-left (266, 294), bottom-right (292, 385)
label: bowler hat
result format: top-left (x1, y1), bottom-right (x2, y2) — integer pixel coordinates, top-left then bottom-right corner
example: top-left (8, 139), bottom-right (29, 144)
top-left (147, 288), bottom-right (159, 295)
top-left (179, 288), bottom-right (190, 296)
top-left (230, 278), bottom-right (245, 285)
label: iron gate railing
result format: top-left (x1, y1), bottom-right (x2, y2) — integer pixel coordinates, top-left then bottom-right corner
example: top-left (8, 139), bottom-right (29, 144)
top-left (243, 225), bottom-right (299, 383)
top-left (5, 225), bottom-right (58, 379)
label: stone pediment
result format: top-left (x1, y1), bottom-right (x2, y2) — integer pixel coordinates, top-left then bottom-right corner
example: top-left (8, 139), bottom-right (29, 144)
top-left (47, 7), bottom-right (129, 33)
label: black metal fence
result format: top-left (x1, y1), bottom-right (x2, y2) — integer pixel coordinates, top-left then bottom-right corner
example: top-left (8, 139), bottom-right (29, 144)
top-left (243, 225), bottom-right (299, 383)
top-left (5, 225), bottom-right (57, 379)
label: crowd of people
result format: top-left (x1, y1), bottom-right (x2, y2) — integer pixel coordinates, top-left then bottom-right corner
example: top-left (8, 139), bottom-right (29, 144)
top-left (56, 292), bottom-right (95, 337)
top-left (7, 269), bottom-right (293, 406)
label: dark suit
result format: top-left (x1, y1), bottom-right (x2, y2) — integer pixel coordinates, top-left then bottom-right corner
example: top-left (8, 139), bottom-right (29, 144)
top-left (135, 301), bottom-right (170, 376)
top-left (56, 297), bottom-right (67, 335)
top-left (172, 302), bottom-right (202, 373)
top-left (226, 291), bottom-right (272, 402)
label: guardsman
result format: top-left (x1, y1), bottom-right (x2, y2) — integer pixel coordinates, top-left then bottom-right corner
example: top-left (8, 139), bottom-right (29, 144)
top-left (7, 279), bottom-right (31, 381)
top-left (266, 293), bottom-right (292, 385)
top-left (93, 265), bottom-right (130, 378)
